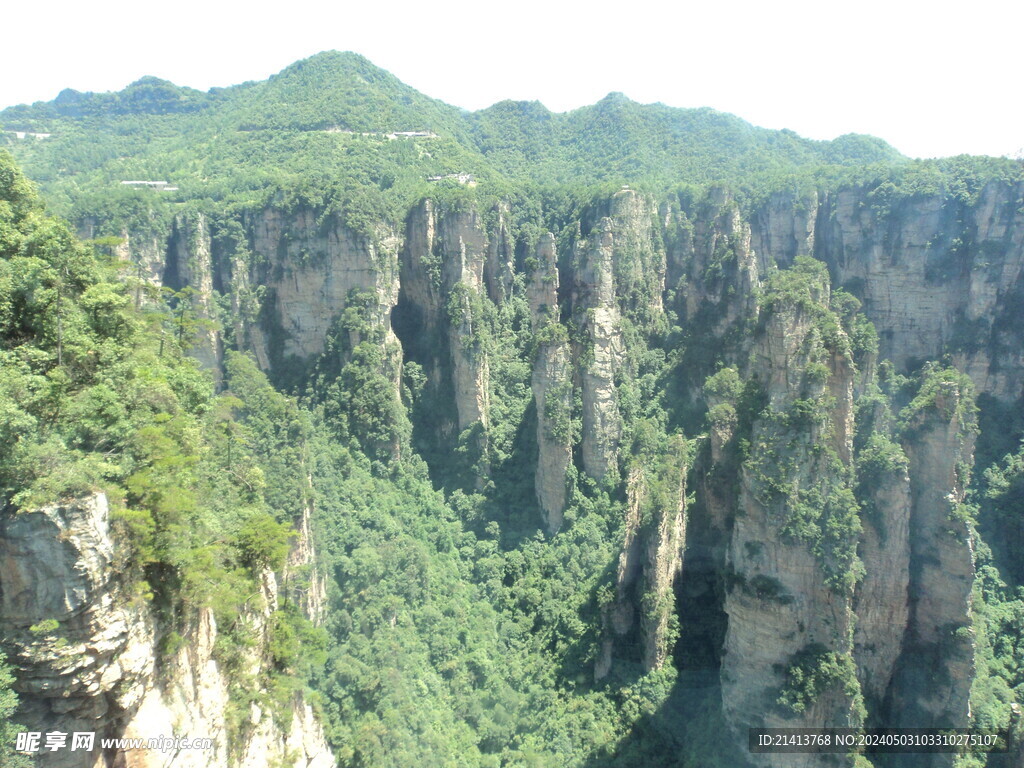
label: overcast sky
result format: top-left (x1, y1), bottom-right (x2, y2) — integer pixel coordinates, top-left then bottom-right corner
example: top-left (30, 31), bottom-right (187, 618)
top-left (3, 0), bottom-right (1021, 159)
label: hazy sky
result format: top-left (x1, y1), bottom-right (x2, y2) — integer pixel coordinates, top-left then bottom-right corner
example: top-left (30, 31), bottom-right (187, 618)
top-left (3, 0), bottom-right (1021, 159)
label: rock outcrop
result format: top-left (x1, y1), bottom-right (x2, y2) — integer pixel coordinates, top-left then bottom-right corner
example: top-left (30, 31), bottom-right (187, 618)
top-left (673, 189), bottom-right (761, 336)
top-left (808, 182), bottom-right (1024, 403)
top-left (720, 271), bottom-right (863, 768)
top-left (396, 200), bottom-right (492, 480)
top-left (573, 218), bottom-right (623, 481)
top-left (165, 214), bottom-right (222, 377)
top-left (749, 190), bottom-right (818, 273)
top-left (0, 494), bottom-right (333, 768)
top-left (484, 203), bottom-right (515, 305)
top-left (60, 177), bottom-right (1024, 768)
top-left (853, 460), bottom-right (912, 713)
top-left (607, 188), bottom-right (666, 321)
top-left (597, 454), bottom-right (688, 680)
top-left (244, 206), bottom-right (401, 366)
top-left (880, 379), bottom-right (977, 768)
top-left (528, 234), bottom-right (572, 533)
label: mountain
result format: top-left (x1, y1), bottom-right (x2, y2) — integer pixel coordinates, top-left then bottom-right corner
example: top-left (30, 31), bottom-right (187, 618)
top-left (469, 92), bottom-right (903, 184)
top-left (234, 51), bottom-right (470, 134)
top-left (2, 53), bottom-right (1024, 768)
top-left (1, 50), bottom-right (918, 215)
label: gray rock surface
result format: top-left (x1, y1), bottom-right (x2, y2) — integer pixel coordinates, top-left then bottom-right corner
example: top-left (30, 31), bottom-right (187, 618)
top-left (0, 494), bottom-right (333, 768)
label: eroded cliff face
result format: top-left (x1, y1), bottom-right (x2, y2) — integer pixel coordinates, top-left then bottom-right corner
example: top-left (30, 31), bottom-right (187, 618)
top-left (243, 207), bottom-right (401, 366)
top-left (436, 206), bottom-right (491, 435)
top-left (606, 189), bottom-right (666, 320)
top-left (670, 188), bottom-right (761, 341)
top-left (596, 454), bottom-right (688, 681)
top-left (708, 283), bottom-right (979, 767)
top-left (528, 234), bottom-right (572, 533)
top-left (165, 215), bottom-right (223, 377)
top-left (393, 199), bottom-right (493, 482)
top-left (720, 276), bottom-right (863, 768)
top-left (880, 382), bottom-right (977, 768)
top-left (104, 181), bottom-right (1024, 466)
top-left (749, 190), bottom-right (818, 273)
top-left (573, 219), bottom-right (624, 481)
top-left (639, 463), bottom-right (688, 673)
top-left (0, 494), bottom-right (333, 768)
top-left (853, 463), bottom-right (912, 714)
top-left (810, 182), bottom-right (1024, 402)
top-left (74, 179), bottom-right (1023, 765)
top-left (484, 203), bottom-right (515, 305)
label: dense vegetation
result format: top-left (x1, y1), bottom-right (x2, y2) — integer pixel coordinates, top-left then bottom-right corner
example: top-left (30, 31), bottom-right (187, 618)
top-left (0, 152), bottom-right (324, 750)
top-left (6, 50), bottom-right (1018, 236)
top-left (2, 52), bottom-right (1024, 768)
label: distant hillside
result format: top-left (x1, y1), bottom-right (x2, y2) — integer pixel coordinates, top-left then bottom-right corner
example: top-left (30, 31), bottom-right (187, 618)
top-left (0, 50), bottom-right (935, 222)
top-left (469, 92), bottom-right (903, 185)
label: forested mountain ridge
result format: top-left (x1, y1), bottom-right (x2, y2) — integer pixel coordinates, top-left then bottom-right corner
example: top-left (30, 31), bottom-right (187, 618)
top-left (2, 52), bottom-right (1024, 768)
top-left (1, 51), bottom-right (931, 219)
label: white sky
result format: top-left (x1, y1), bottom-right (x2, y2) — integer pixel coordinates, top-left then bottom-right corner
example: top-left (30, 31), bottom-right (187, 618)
top-left (2, 0), bottom-right (1021, 159)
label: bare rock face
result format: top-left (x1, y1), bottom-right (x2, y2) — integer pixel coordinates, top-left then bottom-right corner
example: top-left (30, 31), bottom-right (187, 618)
top-left (399, 199), bottom-right (444, 338)
top-left (526, 233), bottom-right (559, 324)
top-left (437, 207), bottom-right (491, 434)
top-left (0, 493), bottom-right (151, 762)
top-left (573, 218), bottom-right (623, 481)
top-left (640, 460), bottom-right (688, 672)
top-left (0, 494), bottom-right (333, 768)
top-left (484, 203), bottom-right (515, 304)
top-left (596, 469), bottom-right (646, 681)
top-left (749, 190), bottom-right (819, 273)
top-left (881, 381), bottom-right (976, 768)
top-left (811, 181), bottom-right (1024, 402)
top-left (122, 604), bottom-right (333, 768)
top-left (676, 189), bottom-right (760, 334)
top-left (531, 321), bottom-right (572, 532)
top-left (247, 207), bottom-right (401, 364)
top-left (400, 200), bottom-right (491, 437)
top-left (608, 189), bottom-right (666, 319)
top-left (228, 205), bottom-right (408, 458)
top-left (853, 467), bottom-right (912, 711)
top-left (166, 214), bottom-right (223, 379)
top-left (597, 447), bottom-right (689, 680)
top-left (528, 234), bottom-right (572, 533)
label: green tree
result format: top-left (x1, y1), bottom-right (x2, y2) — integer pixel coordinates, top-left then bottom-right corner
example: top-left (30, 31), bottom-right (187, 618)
top-left (0, 651), bottom-right (31, 768)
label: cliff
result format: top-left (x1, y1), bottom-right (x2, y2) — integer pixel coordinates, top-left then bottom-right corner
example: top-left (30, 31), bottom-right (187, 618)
top-left (527, 233), bottom-right (572, 533)
top-left (811, 182), bottom-right (1024, 402)
top-left (572, 217), bottom-right (624, 481)
top-left (880, 376), bottom-right (977, 768)
top-left (720, 264), bottom-right (864, 768)
top-left (0, 494), bottom-right (333, 768)
top-left (44, 175), bottom-right (1024, 766)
